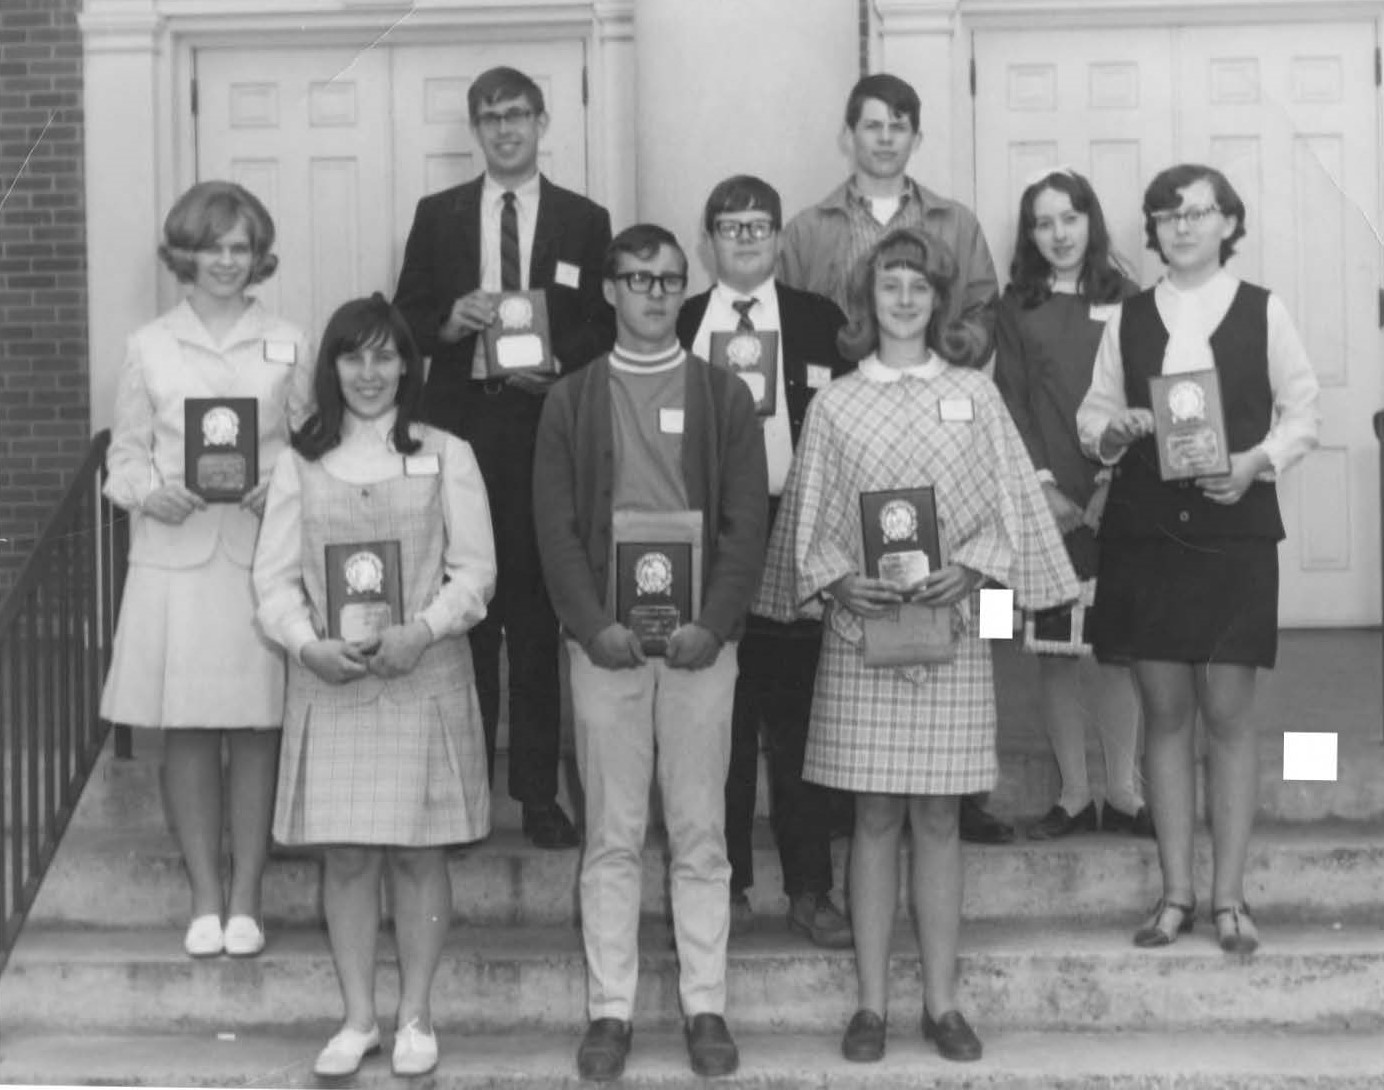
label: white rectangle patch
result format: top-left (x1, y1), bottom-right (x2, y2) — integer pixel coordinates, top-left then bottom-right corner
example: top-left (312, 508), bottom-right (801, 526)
top-left (1282, 731), bottom-right (1338, 781)
top-left (659, 407), bottom-right (685, 434)
top-left (263, 339), bottom-right (297, 364)
top-left (978, 587), bottom-right (1014, 639)
top-left (554, 261), bottom-right (581, 289)
top-left (938, 396), bottom-right (974, 423)
top-left (403, 453), bottom-right (441, 477)
top-left (806, 364), bottom-right (832, 389)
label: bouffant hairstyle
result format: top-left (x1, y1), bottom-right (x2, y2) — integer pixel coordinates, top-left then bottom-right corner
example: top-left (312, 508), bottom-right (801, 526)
top-left (838, 227), bottom-right (967, 363)
top-left (1009, 169), bottom-right (1129, 309)
top-left (702, 175), bottom-right (782, 235)
top-left (1142, 163), bottom-right (1247, 265)
top-left (844, 73), bottom-right (921, 132)
top-left (292, 294), bottom-right (424, 461)
top-left (158, 181), bottom-right (278, 285)
top-left (467, 66), bottom-right (546, 121)
top-left (602, 223), bottom-right (688, 281)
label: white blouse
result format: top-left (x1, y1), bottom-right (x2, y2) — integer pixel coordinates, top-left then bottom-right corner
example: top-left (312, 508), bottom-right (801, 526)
top-left (1076, 270), bottom-right (1320, 476)
top-left (253, 409), bottom-right (497, 661)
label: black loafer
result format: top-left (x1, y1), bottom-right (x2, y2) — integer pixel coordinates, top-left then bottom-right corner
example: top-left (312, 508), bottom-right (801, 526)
top-left (840, 1009), bottom-right (886, 1062)
top-left (684, 1013), bottom-right (738, 1077)
top-left (922, 1008), bottom-right (982, 1062)
top-left (523, 802), bottom-right (581, 850)
top-left (576, 1018), bottom-right (632, 1081)
top-left (959, 796), bottom-right (1015, 845)
top-left (1027, 802), bottom-right (1098, 841)
top-left (1102, 801), bottom-right (1155, 838)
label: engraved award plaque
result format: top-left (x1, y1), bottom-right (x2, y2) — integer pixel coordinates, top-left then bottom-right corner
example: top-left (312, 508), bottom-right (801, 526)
top-left (1149, 368), bottom-right (1231, 481)
top-left (709, 330), bottom-right (779, 415)
top-left (482, 290), bottom-right (555, 376)
top-left (184, 397), bottom-right (258, 502)
top-left (858, 487), bottom-right (953, 666)
top-left (325, 540), bottom-right (404, 644)
top-left (609, 510), bottom-right (703, 657)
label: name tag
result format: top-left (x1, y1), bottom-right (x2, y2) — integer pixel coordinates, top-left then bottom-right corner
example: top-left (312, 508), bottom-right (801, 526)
top-left (938, 396), bottom-right (974, 423)
top-left (263, 339), bottom-right (297, 364)
top-left (806, 364), bottom-right (832, 389)
top-left (659, 408), bottom-right (685, 435)
top-left (555, 260), bottom-right (581, 289)
top-left (403, 453), bottom-right (441, 477)
top-left (1089, 304), bottom-right (1118, 323)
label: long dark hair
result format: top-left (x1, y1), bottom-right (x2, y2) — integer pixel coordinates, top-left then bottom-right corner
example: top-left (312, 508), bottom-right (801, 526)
top-left (837, 227), bottom-right (965, 363)
top-left (1009, 170), bottom-right (1128, 308)
top-left (292, 294), bottom-right (424, 461)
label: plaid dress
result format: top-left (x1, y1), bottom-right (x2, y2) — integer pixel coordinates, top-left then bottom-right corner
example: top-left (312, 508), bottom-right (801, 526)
top-left (273, 432), bottom-right (490, 847)
top-left (754, 361), bottom-right (1077, 794)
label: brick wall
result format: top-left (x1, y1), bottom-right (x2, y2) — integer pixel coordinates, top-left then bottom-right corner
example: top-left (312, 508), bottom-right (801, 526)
top-left (0, 0), bottom-right (89, 597)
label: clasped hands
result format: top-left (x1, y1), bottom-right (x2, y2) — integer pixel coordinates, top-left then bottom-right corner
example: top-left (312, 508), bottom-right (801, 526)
top-left (584, 621), bottom-right (722, 671)
top-left (1098, 408), bottom-right (1265, 505)
top-left (827, 564), bottom-right (981, 618)
top-left (440, 289), bottom-right (559, 393)
top-left (301, 620), bottom-right (432, 685)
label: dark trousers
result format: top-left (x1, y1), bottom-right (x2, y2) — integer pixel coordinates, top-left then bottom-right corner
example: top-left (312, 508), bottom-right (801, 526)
top-left (725, 614), bottom-right (835, 899)
top-left (457, 383), bottom-right (561, 807)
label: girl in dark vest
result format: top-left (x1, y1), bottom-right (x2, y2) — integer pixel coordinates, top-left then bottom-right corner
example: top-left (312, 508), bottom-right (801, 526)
top-left (1076, 165), bottom-right (1320, 954)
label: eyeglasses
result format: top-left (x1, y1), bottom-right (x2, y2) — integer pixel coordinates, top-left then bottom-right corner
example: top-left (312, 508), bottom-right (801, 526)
top-left (610, 271), bottom-right (688, 295)
top-left (474, 106), bottom-right (536, 133)
top-left (1151, 205), bottom-right (1220, 229)
top-left (713, 219), bottom-right (776, 242)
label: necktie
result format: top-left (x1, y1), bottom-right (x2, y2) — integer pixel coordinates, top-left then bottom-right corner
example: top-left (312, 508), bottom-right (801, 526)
top-left (731, 298), bottom-right (757, 332)
top-left (500, 191), bottom-right (521, 291)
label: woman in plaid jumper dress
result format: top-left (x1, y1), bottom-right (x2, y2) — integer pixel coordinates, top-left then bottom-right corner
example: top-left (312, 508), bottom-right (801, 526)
top-left (255, 295), bottom-right (496, 1078)
top-left (756, 228), bottom-right (1076, 1063)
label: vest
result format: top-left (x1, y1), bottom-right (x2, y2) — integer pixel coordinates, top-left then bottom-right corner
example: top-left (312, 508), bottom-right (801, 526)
top-left (1100, 283), bottom-right (1284, 542)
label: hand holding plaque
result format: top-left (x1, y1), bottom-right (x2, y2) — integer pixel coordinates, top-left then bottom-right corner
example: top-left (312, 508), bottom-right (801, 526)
top-left (184, 397), bottom-right (258, 502)
top-left (1149, 369), bottom-right (1230, 481)
top-left (858, 487), bottom-right (954, 665)
top-left (709, 330), bottom-right (778, 415)
top-left (609, 510), bottom-right (703, 658)
top-left (482, 290), bottom-right (555, 377)
top-left (325, 540), bottom-right (404, 645)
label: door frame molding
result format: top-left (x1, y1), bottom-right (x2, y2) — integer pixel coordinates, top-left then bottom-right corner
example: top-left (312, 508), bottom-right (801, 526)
top-left (79, 0), bottom-right (635, 430)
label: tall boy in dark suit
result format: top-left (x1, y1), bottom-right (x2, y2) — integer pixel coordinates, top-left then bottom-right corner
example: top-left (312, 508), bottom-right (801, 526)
top-left (395, 66), bottom-right (615, 849)
top-left (677, 175), bottom-right (854, 947)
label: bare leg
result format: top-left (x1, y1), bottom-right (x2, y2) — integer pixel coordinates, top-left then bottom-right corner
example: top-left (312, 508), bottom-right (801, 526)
top-left (850, 793), bottom-right (906, 1016)
top-left (1131, 662), bottom-right (1198, 903)
top-left (1094, 663), bottom-right (1144, 813)
top-left (163, 729), bottom-right (224, 918)
top-left (388, 846), bottom-right (452, 1031)
top-left (225, 729), bottom-right (280, 919)
top-left (907, 795), bottom-right (962, 1018)
top-left (323, 846), bottom-right (385, 1031)
top-left (1036, 657), bottom-right (1091, 814)
top-left (1196, 664), bottom-right (1259, 908)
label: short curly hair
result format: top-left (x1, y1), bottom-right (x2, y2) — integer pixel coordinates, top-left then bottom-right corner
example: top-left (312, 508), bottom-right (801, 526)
top-left (1142, 163), bottom-right (1247, 266)
top-left (837, 227), bottom-right (963, 363)
top-left (158, 181), bottom-right (279, 285)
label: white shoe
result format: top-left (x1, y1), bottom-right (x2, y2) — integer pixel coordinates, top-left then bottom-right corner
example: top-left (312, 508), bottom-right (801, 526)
top-left (223, 915), bottom-right (265, 958)
top-left (183, 914), bottom-right (223, 958)
top-left (313, 1024), bottom-right (381, 1077)
top-left (392, 1018), bottom-right (439, 1077)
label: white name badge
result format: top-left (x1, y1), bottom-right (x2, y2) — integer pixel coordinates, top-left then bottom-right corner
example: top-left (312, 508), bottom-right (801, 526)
top-left (938, 396), bottom-right (975, 423)
top-left (806, 364), bottom-right (832, 389)
top-left (659, 407), bottom-right (685, 435)
top-left (263, 339), bottom-right (297, 364)
top-left (403, 453), bottom-right (441, 477)
top-left (555, 260), bottom-right (581, 289)
top-left (1089, 304), bottom-right (1118, 323)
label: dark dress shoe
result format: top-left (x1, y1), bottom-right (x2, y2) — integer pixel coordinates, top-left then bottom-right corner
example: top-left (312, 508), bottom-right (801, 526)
top-left (523, 802), bottom-right (580, 850)
top-left (788, 891), bottom-right (853, 949)
top-left (1027, 801), bottom-right (1098, 841)
top-left (840, 1009), bottom-right (886, 1062)
top-left (959, 796), bottom-right (1014, 845)
top-left (576, 1018), bottom-right (632, 1081)
top-left (684, 1013), bottom-right (739, 1077)
top-left (1102, 801), bottom-right (1155, 838)
top-left (922, 1008), bottom-right (982, 1062)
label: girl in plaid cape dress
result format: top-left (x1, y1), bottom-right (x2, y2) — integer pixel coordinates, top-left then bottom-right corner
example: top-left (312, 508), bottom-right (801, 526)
top-left (254, 295), bottom-right (496, 1078)
top-left (756, 228), bottom-right (1076, 1063)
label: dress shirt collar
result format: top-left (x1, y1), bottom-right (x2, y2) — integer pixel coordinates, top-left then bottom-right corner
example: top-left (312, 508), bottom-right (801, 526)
top-left (858, 351), bottom-right (944, 383)
top-left (711, 277), bottom-right (776, 313)
top-left (165, 296), bottom-right (269, 351)
top-left (341, 407), bottom-right (399, 450)
top-left (481, 170), bottom-right (541, 212)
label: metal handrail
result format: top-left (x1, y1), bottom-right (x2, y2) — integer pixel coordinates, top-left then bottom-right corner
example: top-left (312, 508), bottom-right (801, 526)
top-left (0, 429), bottom-right (128, 974)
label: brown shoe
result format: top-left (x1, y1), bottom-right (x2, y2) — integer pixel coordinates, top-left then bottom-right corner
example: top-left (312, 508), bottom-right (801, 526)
top-left (840, 1009), bottom-right (886, 1062)
top-left (922, 1008), bottom-right (982, 1062)
top-left (576, 1018), bottom-right (632, 1082)
top-left (788, 891), bottom-right (853, 949)
top-left (684, 1013), bottom-right (738, 1077)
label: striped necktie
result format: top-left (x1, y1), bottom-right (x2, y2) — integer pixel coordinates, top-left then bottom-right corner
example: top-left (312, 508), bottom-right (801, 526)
top-left (731, 298), bottom-right (757, 332)
top-left (500, 191), bottom-right (521, 291)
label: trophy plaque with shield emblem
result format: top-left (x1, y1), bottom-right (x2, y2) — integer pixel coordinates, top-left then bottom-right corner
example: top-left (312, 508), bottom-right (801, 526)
top-left (1149, 368), bottom-right (1231, 481)
top-left (184, 397), bottom-right (258, 502)
top-left (482, 290), bottom-right (555, 377)
top-left (325, 540), bottom-right (404, 644)
top-left (709, 330), bottom-right (778, 415)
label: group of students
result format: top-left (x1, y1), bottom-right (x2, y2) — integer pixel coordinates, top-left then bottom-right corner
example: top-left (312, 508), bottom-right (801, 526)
top-left (97, 64), bottom-right (1319, 1081)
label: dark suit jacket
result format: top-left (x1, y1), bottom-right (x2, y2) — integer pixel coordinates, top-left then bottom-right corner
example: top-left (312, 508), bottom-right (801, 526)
top-left (394, 174), bottom-right (616, 433)
top-left (675, 281), bottom-right (853, 447)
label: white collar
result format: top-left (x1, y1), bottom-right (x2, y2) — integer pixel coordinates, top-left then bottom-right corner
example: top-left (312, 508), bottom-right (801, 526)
top-left (342, 407), bottom-right (398, 447)
top-left (482, 171), bottom-right (541, 206)
top-left (858, 351), bottom-right (945, 383)
top-left (712, 277), bottom-right (776, 309)
top-left (1160, 267), bottom-right (1235, 298)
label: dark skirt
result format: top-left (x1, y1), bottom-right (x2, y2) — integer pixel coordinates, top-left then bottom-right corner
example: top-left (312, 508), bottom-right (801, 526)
top-left (1089, 536), bottom-right (1279, 668)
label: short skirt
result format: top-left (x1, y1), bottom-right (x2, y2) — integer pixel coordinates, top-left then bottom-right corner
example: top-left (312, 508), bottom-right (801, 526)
top-left (1089, 536), bottom-right (1278, 668)
top-left (99, 548), bottom-right (285, 729)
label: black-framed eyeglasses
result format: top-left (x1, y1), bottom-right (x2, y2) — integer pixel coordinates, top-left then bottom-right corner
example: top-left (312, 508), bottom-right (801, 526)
top-left (475, 106), bottom-right (536, 133)
top-left (712, 219), bottom-right (776, 242)
top-left (610, 271), bottom-right (688, 295)
top-left (1150, 205), bottom-right (1220, 229)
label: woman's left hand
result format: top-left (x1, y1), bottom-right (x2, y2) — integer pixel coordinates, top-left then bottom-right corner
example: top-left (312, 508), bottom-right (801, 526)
top-left (239, 479), bottom-right (271, 517)
top-left (1197, 450), bottom-right (1268, 505)
top-left (912, 564), bottom-right (982, 607)
top-left (367, 620), bottom-right (432, 678)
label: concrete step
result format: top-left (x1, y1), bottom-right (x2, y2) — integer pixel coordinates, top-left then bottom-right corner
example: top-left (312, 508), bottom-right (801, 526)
top-left (27, 822), bottom-right (1384, 929)
top-left (3, 921), bottom-right (1382, 1033)
top-left (0, 1028), bottom-right (1381, 1089)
